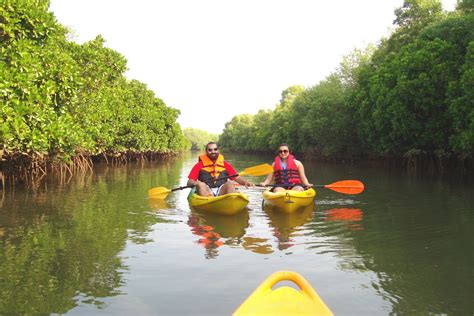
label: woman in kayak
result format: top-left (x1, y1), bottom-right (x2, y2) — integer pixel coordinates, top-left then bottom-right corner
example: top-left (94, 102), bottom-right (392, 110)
top-left (259, 144), bottom-right (312, 192)
top-left (187, 142), bottom-right (253, 196)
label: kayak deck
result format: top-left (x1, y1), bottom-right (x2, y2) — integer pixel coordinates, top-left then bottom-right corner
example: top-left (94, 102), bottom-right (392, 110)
top-left (262, 188), bottom-right (316, 213)
top-left (233, 270), bottom-right (333, 316)
top-left (187, 188), bottom-right (249, 215)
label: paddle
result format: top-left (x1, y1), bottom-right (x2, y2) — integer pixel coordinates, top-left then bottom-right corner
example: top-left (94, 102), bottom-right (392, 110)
top-left (313, 180), bottom-right (364, 194)
top-left (148, 163), bottom-right (274, 199)
top-left (253, 180), bottom-right (365, 195)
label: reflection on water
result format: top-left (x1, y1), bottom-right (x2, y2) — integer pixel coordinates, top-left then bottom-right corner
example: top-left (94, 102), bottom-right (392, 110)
top-left (195, 210), bottom-right (249, 238)
top-left (182, 201), bottom-right (315, 256)
top-left (241, 236), bottom-right (273, 254)
top-left (0, 162), bottom-right (182, 315)
top-left (324, 208), bottom-right (364, 230)
top-left (264, 203), bottom-right (314, 250)
top-left (188, 214), bottom-right (224, 259)
top-left (187, 210), bottom-right (249, 258)
top-left (1, 152), bottom-right (473, 315)
top-left (148, 197), bottom-right (170, 210)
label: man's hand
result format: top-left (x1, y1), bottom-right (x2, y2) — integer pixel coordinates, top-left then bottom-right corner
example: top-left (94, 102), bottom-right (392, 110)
top-left (187, 179), bottom-right (199, 186)
top-left (244, 181), bottom-right (254, 189)
top-left (236, 176), bottom-right (253, 188)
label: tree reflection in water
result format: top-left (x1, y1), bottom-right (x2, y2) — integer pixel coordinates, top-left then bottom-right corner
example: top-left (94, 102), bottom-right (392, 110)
top-left (264, 203), bottom-right (314, 250)
top-left (0, 163), bottom-right (177, 315)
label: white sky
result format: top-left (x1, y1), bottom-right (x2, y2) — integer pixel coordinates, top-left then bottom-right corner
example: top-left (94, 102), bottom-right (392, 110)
top-left (50, 0), bottom-right (457, 134)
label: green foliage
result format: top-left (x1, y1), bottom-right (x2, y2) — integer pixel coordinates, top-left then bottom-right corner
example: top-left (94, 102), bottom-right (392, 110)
top-left (219, 114), bottom-right (255, 151)
top-left (456, 0), bottom-right (473, 14)
top-left (355, 11), bottom-right (474, 157)
top-left (249, 109), bottom-right (274, 151)
top-left (219, 73), bottom-right (363, 158)
top-left (1, 0), bottom-right (84, 156)
top-left (0, 0), bottom-right (187, 163)
top-left (391, 0), bottom-right (444, 49)
top-left (394, 0), bottom-right (443, 29)
top-left (218, 87), bottom-right (305, 152)
top-left (292, 75), bottom-right (359, 157)
top-left (183, 128), bottom-right (216, 150)
top-left (219, 1), bottom-right (473, 164)
top-left (448, 40), bottom-right (474, 155)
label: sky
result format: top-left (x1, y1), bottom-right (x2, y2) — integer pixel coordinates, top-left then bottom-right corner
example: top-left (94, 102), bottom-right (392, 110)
top-left (49, 0), bottom-right (457, 134)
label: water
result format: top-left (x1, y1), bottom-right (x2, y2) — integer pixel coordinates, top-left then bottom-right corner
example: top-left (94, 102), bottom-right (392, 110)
top-left (0, 151), bottom-right (473, 315)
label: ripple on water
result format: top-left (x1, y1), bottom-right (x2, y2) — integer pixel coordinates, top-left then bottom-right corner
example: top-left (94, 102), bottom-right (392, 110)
top-left (316, 198), bottom-right (359, 205)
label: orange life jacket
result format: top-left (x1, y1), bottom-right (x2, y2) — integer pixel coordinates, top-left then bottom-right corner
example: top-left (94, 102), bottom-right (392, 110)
top-left (273, 154), bottom-right (302, 185)
top-left (198, 154), bottom-right (229, 187)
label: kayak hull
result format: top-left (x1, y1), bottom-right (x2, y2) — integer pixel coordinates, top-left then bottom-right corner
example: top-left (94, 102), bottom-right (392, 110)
top-left (262, 188), bottom-right (316, 213)
top-left (187, 188), bottom-right (249, 215)
top-left (233, 271), bottom-right (333, 316)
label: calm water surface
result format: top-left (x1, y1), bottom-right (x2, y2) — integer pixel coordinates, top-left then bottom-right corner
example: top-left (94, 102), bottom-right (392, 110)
top-left (0, 151), bottom-right (473, 315)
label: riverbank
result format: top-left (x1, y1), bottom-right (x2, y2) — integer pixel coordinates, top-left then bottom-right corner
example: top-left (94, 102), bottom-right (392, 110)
top-left (230, 148), bottom-right (474, 177)
top-left (0, 150), bottom-right (181, 189)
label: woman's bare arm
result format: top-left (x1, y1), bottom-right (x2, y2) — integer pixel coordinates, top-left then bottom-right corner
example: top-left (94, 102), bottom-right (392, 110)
top-left (296, 160), bottom-right (313, 187)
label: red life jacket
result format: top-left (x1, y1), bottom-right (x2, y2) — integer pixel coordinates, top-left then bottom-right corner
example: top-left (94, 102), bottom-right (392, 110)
top-left (273, 154), bottom-right (302, 185)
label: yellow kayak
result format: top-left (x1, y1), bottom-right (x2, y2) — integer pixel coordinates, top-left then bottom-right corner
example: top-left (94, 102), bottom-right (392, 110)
top-left (187, 188), bottom-right (249, 215)
top-left (233, 271), bottom-right (333, 316)
top-left (262, 188), bottom-right (316, 213)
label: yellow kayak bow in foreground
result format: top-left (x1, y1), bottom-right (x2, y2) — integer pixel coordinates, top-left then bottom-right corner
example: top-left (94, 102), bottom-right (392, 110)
top-left (233, 270), bottom-right (333, 316)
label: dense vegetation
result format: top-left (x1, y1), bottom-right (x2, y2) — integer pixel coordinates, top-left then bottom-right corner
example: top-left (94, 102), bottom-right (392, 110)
top-left (219, 0), bottom-right (474, 170)
top-left (0, 0), bottom-right (188, 179)
top-left (182, 128), bottom-right (219, 150)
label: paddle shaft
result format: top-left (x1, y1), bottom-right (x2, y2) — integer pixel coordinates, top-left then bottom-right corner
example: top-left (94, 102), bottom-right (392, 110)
top-left (258, 184), bottom-right (346, 188)
top-left (256, 184), bottom-right (310, 188)
top-left (174, 173), bottom-right (242, 192)
top-left (255, 180), bottom-right (364, 194)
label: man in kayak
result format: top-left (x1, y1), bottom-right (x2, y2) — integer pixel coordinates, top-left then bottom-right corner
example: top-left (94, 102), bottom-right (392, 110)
top-left (259, 143), bottom-right (312, 192)
top-left (187, 142), bottom-right (253, 196)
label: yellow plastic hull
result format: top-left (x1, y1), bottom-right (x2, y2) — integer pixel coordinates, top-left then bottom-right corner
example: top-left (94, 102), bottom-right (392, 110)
top-left (262, 188), bottom-right (316, 213)
top-left (188, 189), bottom-right (249, 215)
top-left (233, 271), bottom-right (333, 316)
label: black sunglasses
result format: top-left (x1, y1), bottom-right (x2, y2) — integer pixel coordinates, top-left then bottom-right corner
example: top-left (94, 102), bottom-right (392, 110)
top-left (278, 149), bottom-right (289, 154)
top-left (207, 148), bottom-right (219, 152)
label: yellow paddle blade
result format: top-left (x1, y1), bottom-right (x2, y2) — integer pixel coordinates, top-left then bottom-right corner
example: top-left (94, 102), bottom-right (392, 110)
top-left (240, 164), bottom-right (273, 176)
top-left (148, 187), bottom-right (172, 199)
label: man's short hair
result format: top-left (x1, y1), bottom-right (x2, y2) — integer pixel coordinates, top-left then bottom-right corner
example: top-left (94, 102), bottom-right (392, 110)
top-left (205, 142), bottom-right (218, 150)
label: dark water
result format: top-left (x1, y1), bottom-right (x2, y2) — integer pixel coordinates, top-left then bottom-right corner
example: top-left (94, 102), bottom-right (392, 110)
top-left (0, 151), bottom-right (473, 315)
